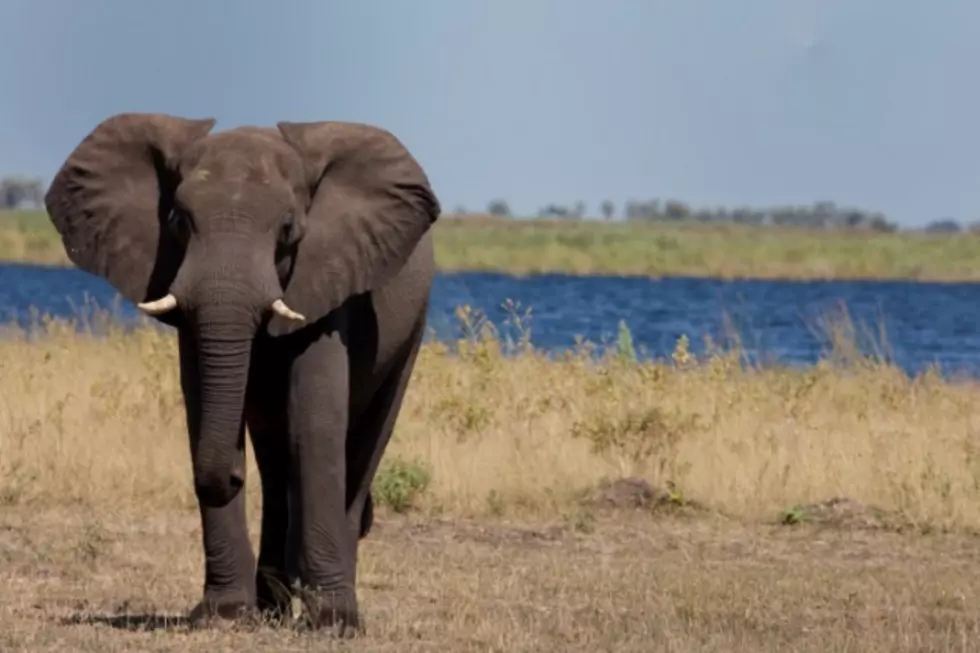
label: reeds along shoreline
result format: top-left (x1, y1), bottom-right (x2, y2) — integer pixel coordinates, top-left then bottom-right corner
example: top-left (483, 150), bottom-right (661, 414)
top-left (2, 304), bottom-right (978, 534)
top-left (4, 209), bottom-right (980, 280)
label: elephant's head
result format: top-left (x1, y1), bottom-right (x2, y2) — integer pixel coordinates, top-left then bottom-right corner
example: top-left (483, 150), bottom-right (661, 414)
top-left (44, 113), bottom-right (440, 507)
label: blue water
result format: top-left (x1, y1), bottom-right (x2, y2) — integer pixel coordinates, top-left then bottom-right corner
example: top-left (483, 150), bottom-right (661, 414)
top-left (3, 262), bottom-right (980, 378)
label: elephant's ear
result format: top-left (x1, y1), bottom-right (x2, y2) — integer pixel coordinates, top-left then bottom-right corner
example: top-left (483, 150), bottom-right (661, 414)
top-left (269, 121), bottom-right (441, 336)
top-left (44, 112), bottom-right (216, 311)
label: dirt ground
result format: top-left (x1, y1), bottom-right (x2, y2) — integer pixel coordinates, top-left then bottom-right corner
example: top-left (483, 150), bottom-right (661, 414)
top-left (2, 505), bottom-right (979, 653)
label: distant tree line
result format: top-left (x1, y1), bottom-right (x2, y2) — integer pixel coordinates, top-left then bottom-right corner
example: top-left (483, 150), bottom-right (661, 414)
top-left (0, 172), bottom-right (977, 234)
top-left (475, 197), bottom-right (980, 234)
top-left (0, 175), bottom-right (44, 210)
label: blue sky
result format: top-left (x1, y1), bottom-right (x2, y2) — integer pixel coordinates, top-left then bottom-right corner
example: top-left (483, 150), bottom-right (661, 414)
top-left (1, 0), bottom-right (977, 226)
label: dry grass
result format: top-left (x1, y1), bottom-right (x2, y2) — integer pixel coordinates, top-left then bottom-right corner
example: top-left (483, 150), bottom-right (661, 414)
top-left (4, 510), bottom-right (980, 651)
top-left (2, 307), bottom-right (980, 650)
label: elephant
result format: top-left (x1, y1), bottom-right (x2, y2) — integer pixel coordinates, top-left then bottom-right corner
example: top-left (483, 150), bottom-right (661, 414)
top-left (43, 112), bottom-right (441, 636)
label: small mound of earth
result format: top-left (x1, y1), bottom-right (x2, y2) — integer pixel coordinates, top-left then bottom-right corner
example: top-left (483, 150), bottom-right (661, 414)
top-left (581, 477), bottom-right (703, 514)
top-left (781, 496), bottom-right (894, 530)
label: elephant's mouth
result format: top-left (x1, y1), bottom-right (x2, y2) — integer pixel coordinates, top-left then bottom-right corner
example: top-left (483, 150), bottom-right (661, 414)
top-left (137, 293), bottom-right (306, 323)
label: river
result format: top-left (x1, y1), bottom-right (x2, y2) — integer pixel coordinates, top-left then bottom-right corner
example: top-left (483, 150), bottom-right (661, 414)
top-left (3, 262), bottom-right (980, 377)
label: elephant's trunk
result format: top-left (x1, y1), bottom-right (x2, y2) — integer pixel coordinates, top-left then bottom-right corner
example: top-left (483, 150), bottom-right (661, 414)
top-left (191, 306), bottom-right (256, 508)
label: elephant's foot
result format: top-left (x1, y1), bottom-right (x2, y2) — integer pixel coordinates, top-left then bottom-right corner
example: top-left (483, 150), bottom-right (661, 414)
top-left (296, 586), bottom-right (364, 638)
top-left (188, 595), bottom-right (259, 630)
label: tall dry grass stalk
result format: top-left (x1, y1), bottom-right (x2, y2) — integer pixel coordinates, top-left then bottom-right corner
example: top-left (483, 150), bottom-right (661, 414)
top-left (2, 305), bottom-right (979, 532)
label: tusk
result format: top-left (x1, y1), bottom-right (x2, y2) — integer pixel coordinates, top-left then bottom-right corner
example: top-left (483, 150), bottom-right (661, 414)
top-left (271, 298), bottom-right (306, 322)
top-left (137, 293), bottom-right (177, 315)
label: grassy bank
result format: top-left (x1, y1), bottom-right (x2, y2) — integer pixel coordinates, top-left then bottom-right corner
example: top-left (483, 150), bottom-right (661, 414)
top-left (5, 209), bottom-right (980, 281)
top-left (2, 308), bottom-right (978, 527)
top-left (2, 311), bottom-right (980, 648)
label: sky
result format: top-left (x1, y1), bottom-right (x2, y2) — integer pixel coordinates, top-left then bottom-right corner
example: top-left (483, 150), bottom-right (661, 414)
top-left (1, 0), bottom-right (978, 227)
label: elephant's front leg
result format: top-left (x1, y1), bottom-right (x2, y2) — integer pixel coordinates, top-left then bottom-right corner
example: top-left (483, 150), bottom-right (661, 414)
top-left (285, 327), bottom-right (362, 636)
top-left (178, 332), bottom-right (258, 627)
top-left (243, 362), bottom-right (296, 622)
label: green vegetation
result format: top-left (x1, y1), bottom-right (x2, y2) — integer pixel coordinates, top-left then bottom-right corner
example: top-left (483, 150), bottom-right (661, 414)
top-left (0, 210), bottom-right (68, 265)
top-left (5, 208), bottom-right (980, 281)
top-left (433, 215), bottom-right (980, 280)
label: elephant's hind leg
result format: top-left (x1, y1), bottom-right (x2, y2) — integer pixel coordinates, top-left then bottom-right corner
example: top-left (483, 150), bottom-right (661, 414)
top-left (345, 311), bottom-right (427, 545)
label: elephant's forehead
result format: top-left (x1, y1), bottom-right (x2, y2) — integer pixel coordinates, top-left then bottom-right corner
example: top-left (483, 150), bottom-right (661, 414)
top-left (185, 130), bottom-right (297, 184)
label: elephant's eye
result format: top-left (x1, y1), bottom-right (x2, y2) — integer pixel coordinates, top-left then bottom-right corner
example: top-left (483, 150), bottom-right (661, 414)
top-left (167, 206), bottom-right (190, 229)
top-left (164, 206), bottom-right (194, 241)
top-left (278, 210), bottom-right (301, 247)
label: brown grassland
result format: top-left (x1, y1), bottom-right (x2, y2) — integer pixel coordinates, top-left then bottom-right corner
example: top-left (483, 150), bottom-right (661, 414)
top-left (3, 307), bottom-right (980, 651)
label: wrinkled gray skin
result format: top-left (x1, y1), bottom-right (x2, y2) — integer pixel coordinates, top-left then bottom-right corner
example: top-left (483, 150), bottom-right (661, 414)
top-left (44, 113), bottom-right (441, 636)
